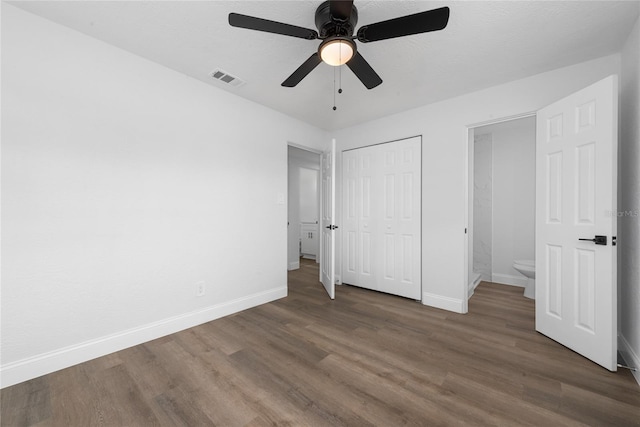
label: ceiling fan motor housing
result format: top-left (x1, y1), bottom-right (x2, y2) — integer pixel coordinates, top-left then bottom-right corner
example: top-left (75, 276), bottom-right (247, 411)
top-left (315, 0), bottom-right (358, 38)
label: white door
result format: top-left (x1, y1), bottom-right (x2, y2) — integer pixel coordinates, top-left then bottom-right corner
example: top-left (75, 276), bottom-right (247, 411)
top-left (536, 75), bottom-right (618, 371)
top-left (342, 137), bottom-right (422, 300)
top-left (377, 139), bottom-right (422, 299)
top-left (342, 146), bottom-right (375, 290)
top-left (320, 139), bottom-right (336, 299)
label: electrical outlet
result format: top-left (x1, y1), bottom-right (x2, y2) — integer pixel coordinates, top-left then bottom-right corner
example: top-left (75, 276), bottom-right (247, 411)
top-left (196, 281), bottom-right (205, 297)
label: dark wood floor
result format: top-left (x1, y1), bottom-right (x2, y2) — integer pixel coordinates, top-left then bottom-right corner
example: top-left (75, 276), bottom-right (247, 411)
top-left (2, 259), bottom-right (639, 426)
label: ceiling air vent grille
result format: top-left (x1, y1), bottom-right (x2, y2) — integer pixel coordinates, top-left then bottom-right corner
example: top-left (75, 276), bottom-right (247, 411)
top-left (209, 69), bottom-right (245, 87)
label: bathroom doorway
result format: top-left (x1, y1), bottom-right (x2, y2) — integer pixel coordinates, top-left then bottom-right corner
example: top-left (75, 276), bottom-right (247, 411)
top-left (466, 115), bottom-right (536, 300)
top-left (287, 145), bottom-right (321, 271)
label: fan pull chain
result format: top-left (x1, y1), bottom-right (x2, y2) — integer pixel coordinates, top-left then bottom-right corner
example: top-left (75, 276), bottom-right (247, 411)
top-left (333, 66), bottom-right (337, 111)
top-left (332, 65), bottom-right (344, 111)
top-left (332, 47), bottom-right (345, 111)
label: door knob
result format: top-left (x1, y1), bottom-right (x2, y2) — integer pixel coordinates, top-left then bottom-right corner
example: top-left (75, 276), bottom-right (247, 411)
top-left (578, 235), bottom-right (607, 245)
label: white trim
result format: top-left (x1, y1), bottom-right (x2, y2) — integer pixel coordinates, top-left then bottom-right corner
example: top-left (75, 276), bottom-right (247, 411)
top-left (288, 261), bottom-right (300, 270)
top-left (0, 286), bottom-right (287, 389)
top-left (468, 273), bottom-right (482, 298)
top-left (422, 292), bottom-right (465, 313)
top-left (287, 141), bottom-right (322, 154)
top-left (618, 334), bottom-right (640, 386)
top-left (467, 112), bottom-right (537, 130)
top-left (491, 273), bottom-right (527, 287)
top-left (463, 127), bottom-right (473, 313)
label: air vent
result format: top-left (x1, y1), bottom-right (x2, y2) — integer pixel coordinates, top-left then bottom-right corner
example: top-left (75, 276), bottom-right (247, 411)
top-left (209, 69), bottom-right (245, 87)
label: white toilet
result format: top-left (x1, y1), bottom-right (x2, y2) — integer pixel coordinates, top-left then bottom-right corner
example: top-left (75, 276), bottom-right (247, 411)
top-left (513, 259), bottom-right (535, 299)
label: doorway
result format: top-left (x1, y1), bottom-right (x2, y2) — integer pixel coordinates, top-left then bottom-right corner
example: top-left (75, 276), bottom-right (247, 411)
top-left (466, 115), bottom-right (536, 299)
top-left (464, 76), bottom-right (619, 371)
top-left (287, 145), bottom-right (321, 271)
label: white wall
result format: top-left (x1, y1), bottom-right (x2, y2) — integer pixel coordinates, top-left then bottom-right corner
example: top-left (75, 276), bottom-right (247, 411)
top-left (619, 15), bottom-right (640, 385)
top-left (299, 167), bottom-right (319, 224)
top-left (0, 5), bottom-right (327, 387)
top-left (334, 54), bottom-right (621, 313)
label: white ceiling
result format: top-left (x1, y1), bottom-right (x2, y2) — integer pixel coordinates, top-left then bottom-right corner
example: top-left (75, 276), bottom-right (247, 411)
top-left (10, 1), bottom-right (640, 131)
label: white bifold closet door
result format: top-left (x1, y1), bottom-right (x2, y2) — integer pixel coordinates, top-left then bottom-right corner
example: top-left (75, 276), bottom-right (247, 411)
top-left (342, 136), bottom-right (421, 300)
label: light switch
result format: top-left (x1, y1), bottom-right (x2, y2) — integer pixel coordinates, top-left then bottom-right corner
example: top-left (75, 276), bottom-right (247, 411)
top-left (276, 192), bottom-right (286, 205)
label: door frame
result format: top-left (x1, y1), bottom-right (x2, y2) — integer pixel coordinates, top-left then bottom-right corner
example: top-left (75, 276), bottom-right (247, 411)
top-left (463, 112), bottom-right (536, 313)
top-left (319, 139), bottom-right (337, 299)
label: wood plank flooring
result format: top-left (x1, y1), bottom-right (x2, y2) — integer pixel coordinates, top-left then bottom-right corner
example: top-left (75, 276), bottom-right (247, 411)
top-left (2, 259), bottom-right (639, 426)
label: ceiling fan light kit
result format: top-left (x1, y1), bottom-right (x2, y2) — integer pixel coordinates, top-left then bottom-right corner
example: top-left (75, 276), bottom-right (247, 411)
top-left (319, 37), bottom-right (355, 66)
top-left (229, 1), bottom-right (450, 89)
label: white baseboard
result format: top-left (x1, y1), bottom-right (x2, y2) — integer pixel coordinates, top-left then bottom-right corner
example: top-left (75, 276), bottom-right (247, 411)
top-left (491, 273), bottom-right (527, 287)
top-left (422, 292), bottom-right (465, 313)
top-left (288, 261), bottom-right (300, 270)
top-left (468, 274), bottom-right (482, 298)
top-left (618, 333), bottom-right (640, 386)
top-left (0, 286), bottom-right (287, 389)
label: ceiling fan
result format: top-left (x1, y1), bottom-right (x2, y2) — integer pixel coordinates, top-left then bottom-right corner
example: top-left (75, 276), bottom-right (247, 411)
top-left (228, 1), bottom-right (450, 90)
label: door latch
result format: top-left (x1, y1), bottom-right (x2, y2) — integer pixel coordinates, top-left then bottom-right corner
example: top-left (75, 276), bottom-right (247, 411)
top-left (578, 235), bottom-right (607, 245)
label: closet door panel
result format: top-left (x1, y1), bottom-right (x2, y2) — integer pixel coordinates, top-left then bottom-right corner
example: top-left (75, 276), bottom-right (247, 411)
top-left (341, 137), bottom-right (421, 299)
top-left (359, 148), bottom-right (376, 289)
top-left (342, 151), bottom-right (358, 285)
top-left (383, 233), bottom-right (396, 281)
top-left (378, 138), bottom-right (421, 299)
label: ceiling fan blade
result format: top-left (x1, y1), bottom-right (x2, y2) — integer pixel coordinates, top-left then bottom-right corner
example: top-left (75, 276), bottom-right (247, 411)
top-left (282, 53), bottom-right (323, 87)
top-left (357, 6), bottom-right (450, 43)
top-left (330, 0), bottom-right (354, 21)
top-left (229, 13), bottom-right (318, 40)
top-left (346, 52), bottom-right (382, 89)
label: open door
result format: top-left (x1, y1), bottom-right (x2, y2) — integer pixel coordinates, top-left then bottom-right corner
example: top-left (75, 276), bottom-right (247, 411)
top-left (536, 75), bottom-right (618, 371)
top-left (320, 139), bottom-right (336, 299)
